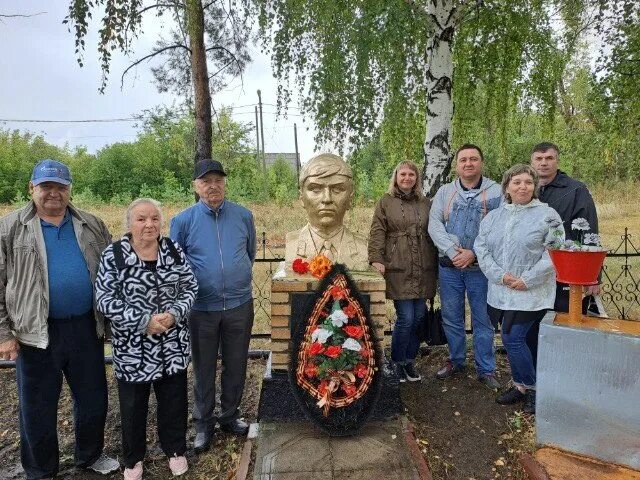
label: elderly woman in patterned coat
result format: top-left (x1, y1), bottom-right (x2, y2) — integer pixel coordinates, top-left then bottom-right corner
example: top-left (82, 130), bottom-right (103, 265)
top-left (95, 198), bottom-right (197, 480)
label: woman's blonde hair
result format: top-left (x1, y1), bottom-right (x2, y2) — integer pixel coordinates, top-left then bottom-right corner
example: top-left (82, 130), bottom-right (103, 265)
top-left (124, 197), bottom-right (164, 230)
top-left (387, 161), bottom-right (424, 198)
top-left (501, 164), bottom-right (539, 204)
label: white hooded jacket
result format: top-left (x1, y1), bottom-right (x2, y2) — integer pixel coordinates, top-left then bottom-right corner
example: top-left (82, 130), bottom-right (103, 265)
top-left (474, 199), bottom-right (564, 311)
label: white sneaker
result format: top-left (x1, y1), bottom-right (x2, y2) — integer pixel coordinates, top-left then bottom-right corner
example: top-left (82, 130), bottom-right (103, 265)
top-left (88, 453), bottom-right (120, 475)
top-left (169, 456), bottom-right (188, 476)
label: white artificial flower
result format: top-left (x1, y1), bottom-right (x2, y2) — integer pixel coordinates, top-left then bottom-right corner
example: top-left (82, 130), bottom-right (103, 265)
top-left (583, 233), bottom-right (601, 246)
top-left (330, 310), bottom-right (349, 327)
top-left (342, 338), bottom-right (362, 351)
top-left (311, 328), bottom-right (333, 344)
top-left (571, 218), bottom-right (590, 231)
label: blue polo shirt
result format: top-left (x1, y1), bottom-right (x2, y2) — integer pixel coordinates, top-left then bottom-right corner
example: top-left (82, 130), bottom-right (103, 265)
top-left (41, 210), bottom-right (94, 318)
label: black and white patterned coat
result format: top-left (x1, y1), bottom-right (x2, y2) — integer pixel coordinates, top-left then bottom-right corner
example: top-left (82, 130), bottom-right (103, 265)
top-left (96, 236), bottom-right (198, 383)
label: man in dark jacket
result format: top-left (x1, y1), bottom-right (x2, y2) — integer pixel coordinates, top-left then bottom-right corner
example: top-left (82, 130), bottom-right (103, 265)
top-left (170, 159), bottom-right (256, 453)
top-left (530, 142), bottom-right (601, 361)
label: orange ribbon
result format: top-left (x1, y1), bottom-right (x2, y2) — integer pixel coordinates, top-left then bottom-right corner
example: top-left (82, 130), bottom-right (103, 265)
top-left (316, 371), bottom-right (357, 416)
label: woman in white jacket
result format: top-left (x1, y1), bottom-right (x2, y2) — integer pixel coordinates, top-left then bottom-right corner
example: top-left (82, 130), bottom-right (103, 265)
top-left (474, 164), bottom-right (563, 414)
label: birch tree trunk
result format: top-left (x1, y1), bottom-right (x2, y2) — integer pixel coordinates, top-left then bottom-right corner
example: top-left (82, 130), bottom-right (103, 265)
top-left (186, 0), bottom-right (212, 162)
top-left (422, 0), bottom-right (456, 197)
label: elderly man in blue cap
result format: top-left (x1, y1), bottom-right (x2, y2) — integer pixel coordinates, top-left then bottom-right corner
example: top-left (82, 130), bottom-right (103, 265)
top-left (0, 160), bottom-right (119, 479)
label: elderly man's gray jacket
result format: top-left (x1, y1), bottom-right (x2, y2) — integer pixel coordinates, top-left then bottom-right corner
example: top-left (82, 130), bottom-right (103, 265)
top-left (474, 200), bottom-right (563, 311)
top-left (0, 201), bottom-right (111, 348)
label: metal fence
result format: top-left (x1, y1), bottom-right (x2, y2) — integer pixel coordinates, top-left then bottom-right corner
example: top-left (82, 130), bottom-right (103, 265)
top-left (601, 228), bottom-right (640, 320)
top-left (249, 227), bottom-right (640, 341)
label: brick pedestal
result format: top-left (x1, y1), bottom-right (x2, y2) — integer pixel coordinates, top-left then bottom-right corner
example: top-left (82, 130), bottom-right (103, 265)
top-left (269, 270), bottom-right (386, 372)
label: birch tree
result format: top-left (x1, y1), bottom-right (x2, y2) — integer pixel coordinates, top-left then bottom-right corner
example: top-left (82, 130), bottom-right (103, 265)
top-left (252, 0), bottom-right (637, 195)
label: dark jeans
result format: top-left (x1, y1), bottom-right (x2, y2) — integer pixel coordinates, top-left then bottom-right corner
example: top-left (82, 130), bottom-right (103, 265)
top-left (117, 370), bottom-right (188, 468)
top-left (391, 299), bottom-right (425, 364)
top-left (502, 319), bottom-right (537, 389)
top-left (16, 311), bottom-right (108, 480)
top-left (189, 299), bottom-right (254, 433)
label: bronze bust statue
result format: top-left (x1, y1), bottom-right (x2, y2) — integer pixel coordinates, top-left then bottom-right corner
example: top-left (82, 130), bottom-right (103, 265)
top-left (285, 153), bottom-right (369, 271)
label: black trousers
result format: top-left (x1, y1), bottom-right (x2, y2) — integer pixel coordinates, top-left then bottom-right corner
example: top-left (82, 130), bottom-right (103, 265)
top-left (117, 369), bottom-right (188, 468)
top-left (188, 299), bottom-right (254, 433)
top-left (16, 312), bottom-right (108, 480)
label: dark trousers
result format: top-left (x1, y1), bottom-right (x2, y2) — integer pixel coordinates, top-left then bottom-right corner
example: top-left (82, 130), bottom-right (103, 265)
top-left (189, 299), bottom-right (254, 433)
top-left (117, 370), bottom-right (188, 468)
top-left (16, 312), bottom-right (108, 480)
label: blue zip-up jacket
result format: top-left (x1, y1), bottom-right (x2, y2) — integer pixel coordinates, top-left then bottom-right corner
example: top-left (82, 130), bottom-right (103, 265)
top-left (428, 177), bottom-right (503, 264)
top-left (170, 200), bottom-right (256, 311)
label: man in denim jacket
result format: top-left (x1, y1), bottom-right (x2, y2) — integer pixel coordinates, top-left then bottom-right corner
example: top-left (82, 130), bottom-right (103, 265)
top-left (428, 144), bottom-right (503, 389)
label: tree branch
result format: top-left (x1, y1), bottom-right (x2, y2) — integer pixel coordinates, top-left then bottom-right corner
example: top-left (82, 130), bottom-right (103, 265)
top-left (134, 2), bottom-right (185, 18)
top-left (121, 44), bottom-right (191, 88)
top-left (205, 45), bottom-right (241, 65)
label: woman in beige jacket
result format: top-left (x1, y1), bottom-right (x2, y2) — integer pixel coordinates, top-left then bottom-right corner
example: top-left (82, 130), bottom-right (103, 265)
top-left (368, 161), bottom-right (437, 382)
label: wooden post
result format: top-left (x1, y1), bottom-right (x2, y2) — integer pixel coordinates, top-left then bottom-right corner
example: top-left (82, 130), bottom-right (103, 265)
top-left (568, 284), bottom-right (583, 323)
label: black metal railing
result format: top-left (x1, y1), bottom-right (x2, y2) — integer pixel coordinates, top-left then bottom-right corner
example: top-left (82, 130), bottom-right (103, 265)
top-left (602, 228), bottom-right (640, 320)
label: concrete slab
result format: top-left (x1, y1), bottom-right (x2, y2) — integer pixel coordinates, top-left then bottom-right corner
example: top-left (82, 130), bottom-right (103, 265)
top-left (536, 312), bottom-right (640, 470)
top-left (254, 417), bottom-right (422, 480)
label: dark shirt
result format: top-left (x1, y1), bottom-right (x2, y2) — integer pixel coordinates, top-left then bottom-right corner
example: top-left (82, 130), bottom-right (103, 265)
top-left (538, 171), bottom-right (598, 241)
top-left (41, 210), bottom-right (94, 318)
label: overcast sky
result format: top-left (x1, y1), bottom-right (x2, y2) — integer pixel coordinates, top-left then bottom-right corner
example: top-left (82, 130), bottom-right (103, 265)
top-left (0, 1), bottom-right (318, 162)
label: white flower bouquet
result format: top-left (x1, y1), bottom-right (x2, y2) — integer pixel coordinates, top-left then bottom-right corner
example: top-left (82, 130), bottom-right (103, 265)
top-left (550, 218), bottom-right (604, 252)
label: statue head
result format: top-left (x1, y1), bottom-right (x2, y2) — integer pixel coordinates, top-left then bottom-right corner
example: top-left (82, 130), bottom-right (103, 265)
top-left (299, 153), bottom-right (354, 233)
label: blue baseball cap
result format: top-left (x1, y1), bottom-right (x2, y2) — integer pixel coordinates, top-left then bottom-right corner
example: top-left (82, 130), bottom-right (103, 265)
top-left (31, 159), bottom-right (72, 186)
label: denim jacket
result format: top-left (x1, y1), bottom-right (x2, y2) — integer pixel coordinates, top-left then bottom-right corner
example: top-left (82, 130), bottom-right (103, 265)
top-left (474, 199), bottom-right (564, 311)
top-left (428, 177), bottom-right (502, 265)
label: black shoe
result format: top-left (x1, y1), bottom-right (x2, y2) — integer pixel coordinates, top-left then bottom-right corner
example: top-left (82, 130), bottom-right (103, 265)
top-left (392, 363), bottom-right (407, 383)
top-left (496, 386), bottom-right (526, 405)
top-left (478, 374), bottom-right (501, 390)
top-left (193, 431), bottom-right (213, 453)
top-left (435, 360), bottom-right (466, 380)
top-left (403, 363), bottom-right (422, 382)
top-left (523, 389), bottom-right (536, 414)
top-left (219, 418), bottom-right (249, 436)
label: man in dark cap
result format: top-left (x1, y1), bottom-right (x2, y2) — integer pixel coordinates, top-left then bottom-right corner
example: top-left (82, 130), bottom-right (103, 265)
top-left (0, 160), bottom-right (119, 479)
top-left (170, 159), bottom-right (256, 452)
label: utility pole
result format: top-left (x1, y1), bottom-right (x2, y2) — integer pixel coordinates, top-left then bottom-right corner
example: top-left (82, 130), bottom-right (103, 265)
top-left (257, 89), bottom-right (268, 198)
top-left (254, 106), bottom-right (260, 164)
top-left (294, 123), bottom-right (300, 187)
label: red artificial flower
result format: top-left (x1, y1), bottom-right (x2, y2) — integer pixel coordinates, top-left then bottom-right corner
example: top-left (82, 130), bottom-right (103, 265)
top-left (343, 303), bottom-right (358, 318)
top-left (308, 342), bottom-right (325, 356)
top-left (360, 348), bottom-right (370, 359)
top-left (292, 258), bottom-right (310, 274)
top-left (354, 363), bottom-right (368, 379)
top-left (325, 345), bottom-right (343, 359)
top-left (342, 383), bottom-right (357, 396)
top-left (343, 325), bottom-right (364, 339)
top-left (304, 363), bottom-right (318, 378)
top-left (329, 285), bottom-right (346, 300)
top-left (318, 380), bottom-right (329, 395)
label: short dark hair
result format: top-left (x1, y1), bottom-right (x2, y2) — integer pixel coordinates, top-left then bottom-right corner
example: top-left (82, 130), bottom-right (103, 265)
top-left (455, 143), bottom-right (484, 162)
top-left (531, 142), bottom-right (559, 156)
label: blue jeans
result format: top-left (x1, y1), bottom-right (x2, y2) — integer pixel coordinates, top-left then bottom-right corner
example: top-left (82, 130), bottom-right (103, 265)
top-left (439, 265), bottom-right (495, 376)
top-left (391, 299), bottom-right (426, 364)
top-left (501, 319), bottom-right (536, 389)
